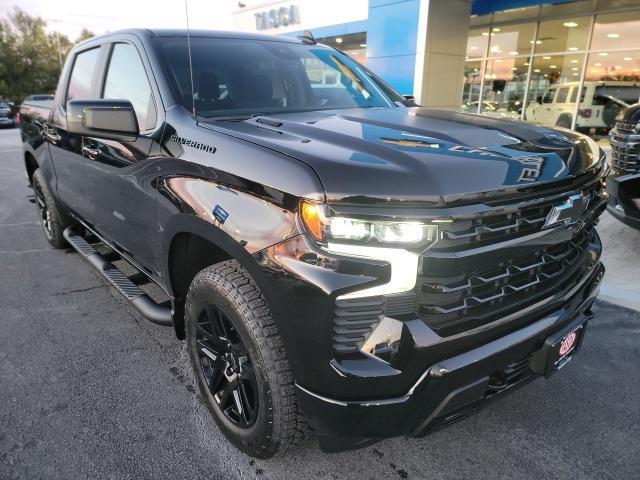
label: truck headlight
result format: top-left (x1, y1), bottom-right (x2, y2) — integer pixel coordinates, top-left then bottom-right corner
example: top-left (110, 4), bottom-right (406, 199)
top-left (300, 201), bottom-right (438, 247)
top-left (300, 201), bottom-right (439, 298)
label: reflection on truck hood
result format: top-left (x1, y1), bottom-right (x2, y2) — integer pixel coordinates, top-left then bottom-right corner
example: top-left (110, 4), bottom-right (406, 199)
top-left (203, 107), bottom-right (601, 205)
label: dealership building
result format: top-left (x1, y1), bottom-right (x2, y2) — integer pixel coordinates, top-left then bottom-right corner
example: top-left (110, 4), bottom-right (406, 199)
top-left (233, 0), bottom-right (640, 136)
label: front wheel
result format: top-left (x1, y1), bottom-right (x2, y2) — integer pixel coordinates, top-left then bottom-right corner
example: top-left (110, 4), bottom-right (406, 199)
top-left (185, 260), bottom-right (307, 458)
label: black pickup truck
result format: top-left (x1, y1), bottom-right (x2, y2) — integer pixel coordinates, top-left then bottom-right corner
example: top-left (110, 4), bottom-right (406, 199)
top-left (21, 29), bottom-right (607, 458)
top-left (607, 103), bottom-right (640, 230)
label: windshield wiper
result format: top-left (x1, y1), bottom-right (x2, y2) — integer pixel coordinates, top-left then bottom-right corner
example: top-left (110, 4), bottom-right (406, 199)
top-left (208, 113), bottom-right (260, 122)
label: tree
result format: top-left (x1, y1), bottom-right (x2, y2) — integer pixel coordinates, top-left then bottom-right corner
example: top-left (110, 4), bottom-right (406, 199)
top-left (0, 8), bottom-right (93, 104)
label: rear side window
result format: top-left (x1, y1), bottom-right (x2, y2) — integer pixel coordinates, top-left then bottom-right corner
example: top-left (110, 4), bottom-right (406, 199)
top-left (102, 43), bottom-right (157, 130)
top-left (542, 89), bottom-right (556, 104)
top-left (556, 87), bottom-right (569, 103)
top-left (66, 48), bottom-right (101, 102)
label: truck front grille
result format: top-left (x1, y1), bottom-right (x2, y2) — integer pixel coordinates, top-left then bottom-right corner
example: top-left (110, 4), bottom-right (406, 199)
top-left (610, 121), bottom-right (640, 173)
top-left (433, 180), bottom-right (605, 252)
top-left (416, 221), bottom-right (601, 337)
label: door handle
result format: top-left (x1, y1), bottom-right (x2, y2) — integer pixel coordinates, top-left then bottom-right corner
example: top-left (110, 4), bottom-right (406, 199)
top-left (82, 145), bottom-right (100, 160)
top-left (43, 127), bottom-right (61, 143)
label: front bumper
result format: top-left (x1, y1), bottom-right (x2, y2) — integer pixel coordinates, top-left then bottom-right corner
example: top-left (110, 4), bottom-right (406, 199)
top-left (606, 171), bottom-right (640, 230)
top-left (295, 261), bottom-right (604, 450)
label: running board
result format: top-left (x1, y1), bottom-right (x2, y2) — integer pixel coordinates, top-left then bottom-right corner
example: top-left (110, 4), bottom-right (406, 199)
top-left (63, 226), bottom-right (173, 326)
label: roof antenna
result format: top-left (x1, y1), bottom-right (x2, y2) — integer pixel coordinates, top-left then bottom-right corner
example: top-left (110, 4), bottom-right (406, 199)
top-left (298, 30), bottom-right (316, 45)
top-left (184, 0), bottom-right (196, 118)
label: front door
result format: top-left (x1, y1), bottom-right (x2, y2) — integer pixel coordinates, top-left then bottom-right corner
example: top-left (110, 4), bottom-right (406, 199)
top-left (83, 40), bottom-right (163, 274)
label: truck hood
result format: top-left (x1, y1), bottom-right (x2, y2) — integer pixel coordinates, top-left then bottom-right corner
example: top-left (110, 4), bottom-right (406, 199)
top-left (203, 107), bottom-right (602, 205)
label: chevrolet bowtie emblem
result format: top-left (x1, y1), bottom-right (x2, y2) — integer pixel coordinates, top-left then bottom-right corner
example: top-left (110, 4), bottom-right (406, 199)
top-left (543, 193), bottom-right (589, 229)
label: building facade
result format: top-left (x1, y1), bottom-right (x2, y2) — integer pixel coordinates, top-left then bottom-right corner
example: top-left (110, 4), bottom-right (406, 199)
top-left (232, 0), bottom-right (640, 137)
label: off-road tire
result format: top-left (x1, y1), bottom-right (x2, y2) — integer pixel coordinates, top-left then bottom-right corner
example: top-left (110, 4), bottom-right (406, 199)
top-left (32, 169), bottom-right (70, 249)
top-left (185, 260), bottom-right (308, 458)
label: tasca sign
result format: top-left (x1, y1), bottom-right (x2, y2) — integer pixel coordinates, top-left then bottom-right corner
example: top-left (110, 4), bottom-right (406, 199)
top-left (254, 5), bottom-right (300, 30)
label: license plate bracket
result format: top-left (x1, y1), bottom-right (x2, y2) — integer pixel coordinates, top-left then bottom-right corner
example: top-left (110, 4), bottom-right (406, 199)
top-left (529, 319), bottom-right (588, 377)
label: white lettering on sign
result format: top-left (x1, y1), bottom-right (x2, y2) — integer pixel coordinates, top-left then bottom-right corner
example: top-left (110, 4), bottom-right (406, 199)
top-left (255, 5), bottom-right (300, 30)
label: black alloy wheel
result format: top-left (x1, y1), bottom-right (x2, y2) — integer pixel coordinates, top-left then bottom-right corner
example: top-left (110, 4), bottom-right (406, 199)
top-left (195, 303), bottom-right (259, 428)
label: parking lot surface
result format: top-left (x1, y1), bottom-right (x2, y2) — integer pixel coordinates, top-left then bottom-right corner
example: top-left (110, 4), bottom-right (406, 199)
top-left (1, 127), bottom-right (639, 479)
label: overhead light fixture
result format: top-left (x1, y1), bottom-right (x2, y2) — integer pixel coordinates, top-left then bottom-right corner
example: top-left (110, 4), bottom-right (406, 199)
top-left (615, 65), bottom-right (622, 69)
top-left (624, 57), bottom-right (633, 61)
top-left (534, 68), bottom-right (540, 72)
top-left (512, 67), bottom-right (518, 71)
top-left (481, 32), bottom-right (489, 36)
top-left (360, 43), bottom-right (366, 47)
top-left (594, 63), bottom-right (602, 66)
top-left (570, 59), bottom-right (579, 63)
top-left (573, 72), bottom-right (579, 76)
top-left (550, 65), bottom-right (557, 68)
top-left (524, 62), bottom-right (529, 65)
top-left (569, 47), bottom-right (578, 51)
top-left (543, 56), bottom-right (552, 60)
top-left (509, 51), bottom-right (519, 55)
top-left (493, 28), bottom-right (501, 32)
top-left (544, 74), bottom-right (548, 77)
top-left (563, 22), bottom-right (578, 28)
top-left (599, 52), bottom-right (608, 56)
top-left (495, 59), bottom-right (503, 63)
top-left (470, 46), bottom-right (478, 50)
top-left (335, 37), bottom-right (343, 44)
top-left (607, 33), bottom-right (620, 39)
top-left (572, 67), bottom-right (578, 71)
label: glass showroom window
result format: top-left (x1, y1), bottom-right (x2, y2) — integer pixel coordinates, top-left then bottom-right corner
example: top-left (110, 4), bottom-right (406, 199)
top-left (464, 4), bottom-right (640, 138)
top-left (487, 23), bottom-right (536, 58)
top-left (480, 57), bottom-right (528, 118)
top-left (461, 60), bottom-right (482, 109)
top-left (534, 16), bottom-right (591, 54)
top-left (466, 27), bottom-right (489, 59)
top-left (524, 53), bottom-right (585, 128)
top-left (576, 50), bottom-right (640, 136)
top-left (590, 11), bottom-right (640, 51)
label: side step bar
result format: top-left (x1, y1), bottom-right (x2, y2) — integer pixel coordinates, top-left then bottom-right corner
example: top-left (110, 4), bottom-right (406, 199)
top-left (63, 227), bottom-right (173, 326)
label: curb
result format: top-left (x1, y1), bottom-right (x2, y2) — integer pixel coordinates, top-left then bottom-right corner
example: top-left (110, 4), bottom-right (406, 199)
top-left (598, 286), bottom-right (640, 313)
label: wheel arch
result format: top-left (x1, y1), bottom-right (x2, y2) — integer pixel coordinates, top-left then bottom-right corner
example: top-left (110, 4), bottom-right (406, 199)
top-left (162, 214), bottom-right (270, 339)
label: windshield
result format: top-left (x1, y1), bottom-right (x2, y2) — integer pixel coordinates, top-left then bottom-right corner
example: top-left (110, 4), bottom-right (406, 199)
top-left (153, 36), bottom-right (403, 118)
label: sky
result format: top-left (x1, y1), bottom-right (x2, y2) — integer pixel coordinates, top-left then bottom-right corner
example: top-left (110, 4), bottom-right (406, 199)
top-left (0, 0), bottom-right (235, 40)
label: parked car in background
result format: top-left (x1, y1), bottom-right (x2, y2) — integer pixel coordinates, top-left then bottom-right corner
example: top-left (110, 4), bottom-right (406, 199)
top-left (0, 99), bottom-right (15, 128)
top-left (21, 29), bottom-right (607, 458)
top-left (23, 94), bottom-right (55, 102)
top-left (607, 103), bottom-right (640, 230)
top-left (526, 81), bottom-right (639, 135)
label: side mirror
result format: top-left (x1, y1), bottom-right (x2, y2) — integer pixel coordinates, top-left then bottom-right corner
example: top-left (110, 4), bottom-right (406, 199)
top-left (66, 99), bottom-right (139, 142)
top-left (402, 94), bottom-right (418, 107)
top-left (536, 96), bottom-right (543, 105)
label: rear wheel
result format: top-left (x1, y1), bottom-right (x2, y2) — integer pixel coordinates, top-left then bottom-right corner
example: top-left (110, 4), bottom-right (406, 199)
top-left (32, 169), bottom-right (70, 249)
top-left (185, 260), bottom-right (307, 458)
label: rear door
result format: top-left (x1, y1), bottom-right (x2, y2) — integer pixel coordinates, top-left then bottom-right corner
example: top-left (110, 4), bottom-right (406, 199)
top-left (47, 46), bottom-right (103, 220)
top-left (83, 38), bottom-right (164, 273)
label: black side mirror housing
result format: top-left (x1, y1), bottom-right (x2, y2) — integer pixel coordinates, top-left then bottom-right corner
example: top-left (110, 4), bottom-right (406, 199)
top-left (536, 96), bottom-right (543, 105)
top-left (402, 95), bottom-right (417, 107)
top-left (66, 99), bottom-right (139, 142)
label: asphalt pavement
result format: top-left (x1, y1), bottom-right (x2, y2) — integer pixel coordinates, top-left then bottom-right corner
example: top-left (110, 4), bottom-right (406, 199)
top-left (1, 127), bottom-right (639, 479)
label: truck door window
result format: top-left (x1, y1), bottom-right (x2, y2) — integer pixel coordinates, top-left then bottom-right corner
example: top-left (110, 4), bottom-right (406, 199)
top-left (66, 48), bottom-right (101, 103)
top-left (556, 88), bottom-right (569, 104)
top-left (102, 43), bottom-right (157, 131)
top-left (542, 89), bottom-right (556, 104)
